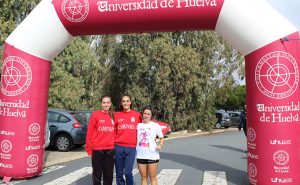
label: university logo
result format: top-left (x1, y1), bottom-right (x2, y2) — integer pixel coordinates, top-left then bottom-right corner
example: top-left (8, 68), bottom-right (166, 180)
top-left (247, 127), bottom-right (256, 142)
top-left (1, 56), bottom-right (32, 96)
top-left (1, 140), bottom-right (12, 153)
top-left (28, 123), bottom-right (40, 136)
top-left (27, 154), bottom-right (39, 167)
top-left (62, 0), bottom-right (89, 22)
top-left (273, 150), bottom-right (289, 166)
top-left (248, 163), bottom-right (257, 178)
top-left (255, 51), bottom-right (299, 99)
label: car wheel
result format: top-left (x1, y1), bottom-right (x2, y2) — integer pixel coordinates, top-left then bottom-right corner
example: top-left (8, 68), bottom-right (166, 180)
top-left (215, 122), bottom-right (222, 129)
top-left (55, 134), bottom-right (73, 152)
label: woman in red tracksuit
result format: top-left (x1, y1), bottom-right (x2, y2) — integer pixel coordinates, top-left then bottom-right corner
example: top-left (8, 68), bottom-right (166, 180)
top-left (114, 95), bottom-right (142, 185)
top-left (86, 96), bottom-right (115, 185)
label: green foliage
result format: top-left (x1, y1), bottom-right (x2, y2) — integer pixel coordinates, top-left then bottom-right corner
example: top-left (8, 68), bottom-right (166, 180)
top-left (225, 85), bottom-right (246, 110)
top-left (107, 32), bottom-right (241, 131)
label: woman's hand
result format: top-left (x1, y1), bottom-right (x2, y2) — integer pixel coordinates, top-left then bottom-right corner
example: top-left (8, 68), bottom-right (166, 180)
top-left (156, 144), bottom-right (163, 151)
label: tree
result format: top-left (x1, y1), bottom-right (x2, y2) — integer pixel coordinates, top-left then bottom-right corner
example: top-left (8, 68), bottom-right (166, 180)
top-left (49, 37), bottom-right (88, 110)
top-left (108, 32), bottom-right (244, 131)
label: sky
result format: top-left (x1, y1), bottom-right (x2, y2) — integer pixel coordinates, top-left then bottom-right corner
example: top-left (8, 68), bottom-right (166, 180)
top-left (266, 0), bottom-right (300, 30)
top-left (236, 0), bottom-right (299, 85)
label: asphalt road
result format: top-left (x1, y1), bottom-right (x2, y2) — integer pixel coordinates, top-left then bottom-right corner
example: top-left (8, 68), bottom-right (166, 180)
top-left (44, 128), bottom-right (231, 167)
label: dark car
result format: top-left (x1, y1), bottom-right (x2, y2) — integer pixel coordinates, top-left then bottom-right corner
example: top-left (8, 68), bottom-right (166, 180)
top-left (215, 111), bottom-right (231, 129)
top-left (228, 112), bottom-right (241, 127)
top-left (153, 120), bottom-right (172, 137)
top-left (47, 109), bottom-right (88, 152)
top-left (73, 110), bottom-right (95, 122)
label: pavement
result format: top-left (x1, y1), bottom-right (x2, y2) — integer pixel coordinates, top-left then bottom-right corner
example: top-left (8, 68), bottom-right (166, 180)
top-left (44, 127), bottom-right (237, 167)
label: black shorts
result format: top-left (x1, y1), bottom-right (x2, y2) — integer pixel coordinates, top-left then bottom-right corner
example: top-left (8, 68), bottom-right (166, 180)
top-left (137, 159), bottom-right (159, 164)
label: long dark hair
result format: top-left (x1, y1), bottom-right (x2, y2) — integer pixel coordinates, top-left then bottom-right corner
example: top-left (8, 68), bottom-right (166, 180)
top-left (119, 94), bottom-right (133, 111)
top-left (101, 95), bottom-right (114, 119)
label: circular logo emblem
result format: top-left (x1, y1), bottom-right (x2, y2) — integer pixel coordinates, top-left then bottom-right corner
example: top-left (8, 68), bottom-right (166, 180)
top-left (247, 127), bottom-right (256, 142)
top-left (62, 0), bottom-right (89, 22)
top-left (1, 56), bottom-right (32, 96)
top-left (255, 51), bottom-right (299, 99)
top-left (248, 163), bottom-right (257, 178)
top-left (27, 154), bottom-right (39, 167)
top-left (1, 140), bottom-right (12, 153)
top-left (273, 150), bottom-right (289, 166)
top-left (29, 123), bottom-right (41, 136)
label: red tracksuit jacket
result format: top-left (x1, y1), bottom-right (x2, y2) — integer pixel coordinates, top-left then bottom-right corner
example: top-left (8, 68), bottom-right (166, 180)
top-left (85, 110), bottom-right (115, 155)
top-left (114, 110), bottom-right (142, 148)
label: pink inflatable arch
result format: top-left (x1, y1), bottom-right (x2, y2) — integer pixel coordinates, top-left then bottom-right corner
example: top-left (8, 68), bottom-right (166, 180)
top-left (1, 0), bottom-right (299, 184)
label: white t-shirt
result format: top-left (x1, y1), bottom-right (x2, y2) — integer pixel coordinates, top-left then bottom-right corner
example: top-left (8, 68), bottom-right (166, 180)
top-left (136, 121), bottom-right (164, 160)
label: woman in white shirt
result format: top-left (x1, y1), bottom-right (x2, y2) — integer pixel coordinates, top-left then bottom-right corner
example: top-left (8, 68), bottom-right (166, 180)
top-left (136, 106), bottom-right (164, 185)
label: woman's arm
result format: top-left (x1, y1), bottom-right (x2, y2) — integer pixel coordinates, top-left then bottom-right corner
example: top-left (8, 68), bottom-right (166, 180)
top-left (157, 137), bottom-right (164, 150)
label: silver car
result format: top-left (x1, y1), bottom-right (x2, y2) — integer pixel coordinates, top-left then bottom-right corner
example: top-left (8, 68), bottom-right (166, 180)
top-left (228, 112), bottom-right (241, 127)
top-left (215, 111), bottom-right (231, 129)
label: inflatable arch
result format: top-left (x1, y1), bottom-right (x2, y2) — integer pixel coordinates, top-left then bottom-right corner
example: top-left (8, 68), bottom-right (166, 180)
top-left (0, 0), bottom-right (299, 184)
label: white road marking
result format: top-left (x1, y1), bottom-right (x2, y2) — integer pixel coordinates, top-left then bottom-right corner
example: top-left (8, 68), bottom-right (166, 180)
top-left (44, 167), bottom-right (92, 185)
top-left (132, 168), bottom-right (139, 176)
top-left (202, 171), bottom-right (228, 185)
top-left (42, 165), bottom-right (66, 174)
top-left (6, 165), bottom-right (66, 185)
top-left (6, 167), bottom-right (138, 185)
top-left (157, 169), bottom-right (182, 185)
top-left (112, 168), bottom-right (139, 184)
top-left (3, 167), bottom-right (205, 185)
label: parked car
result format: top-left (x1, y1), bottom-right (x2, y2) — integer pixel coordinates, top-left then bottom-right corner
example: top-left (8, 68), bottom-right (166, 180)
top-left (215, 111), bottom-right (231, 129)
top-left (47, 109), bottom-right (88, 152)
top-left (228, 112), bottom-right (241, 127)
top-left (44, 121), bottom-right (50, 149)
top-left (153, 120), bottom-right (172, 137)
top-left (73, 110), bottom-right (95, 122)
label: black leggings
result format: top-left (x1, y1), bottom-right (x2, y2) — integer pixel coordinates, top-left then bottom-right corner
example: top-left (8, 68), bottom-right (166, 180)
top-left (92, 149), bottom-right (115, 185)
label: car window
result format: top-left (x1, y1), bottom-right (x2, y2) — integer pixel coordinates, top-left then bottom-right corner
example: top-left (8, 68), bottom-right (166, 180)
top-left (222, 113), bottom-right (230, 119)
top-left (85, 113), bottom-right (92, 120)
top-left (71, 113), bottom-right (87, 122)
top-left (48, 111), bottom-right (70, 123)
top-left (59, 115), bottom-right (70, 123)
top-left (48, 112), bottom-right (60, 122)
top-left (230, 113), bottom-right (239, 118)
